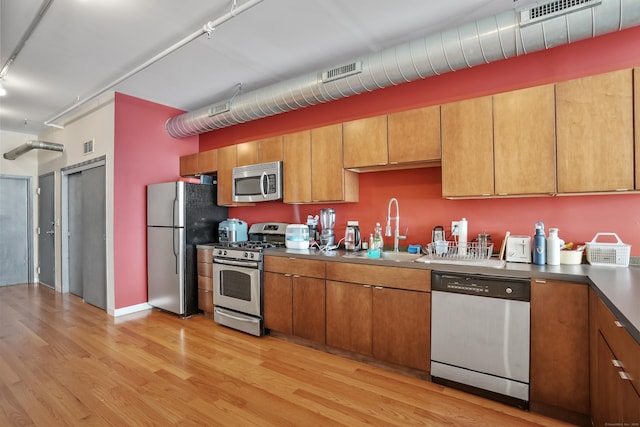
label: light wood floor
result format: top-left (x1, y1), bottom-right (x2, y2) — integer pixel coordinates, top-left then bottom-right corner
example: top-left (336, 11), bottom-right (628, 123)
top-left (0, 283), bottom-right (574, 426)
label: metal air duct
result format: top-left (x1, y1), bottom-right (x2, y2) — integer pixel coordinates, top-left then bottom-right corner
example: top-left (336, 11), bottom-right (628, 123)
top-left (3, 140), bottom-right (64, 160)
top-left (166, 0), bottom-right (640, 138)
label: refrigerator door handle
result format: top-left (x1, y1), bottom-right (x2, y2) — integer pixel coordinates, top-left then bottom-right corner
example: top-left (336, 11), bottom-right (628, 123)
top-left (172, 184), bottom-right (179, 274)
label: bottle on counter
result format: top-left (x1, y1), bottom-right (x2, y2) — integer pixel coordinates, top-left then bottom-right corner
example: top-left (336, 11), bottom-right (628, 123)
top-left (367, 233), bottom-right (380, 258)
top-left (373, 222), bottom-right (384, 250)
top-left (546, 228), bottom-right (563, 266)
top-left (533, 221), bottom-right (546, 265)
top-left (458, 217), bottom-right (468, 256)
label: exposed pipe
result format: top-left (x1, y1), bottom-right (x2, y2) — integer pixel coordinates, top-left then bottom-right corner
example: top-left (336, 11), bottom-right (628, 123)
top-left (3, 140), bottom-right (64, 160)
top-left (166, 0), bottom-right (640, 138)
top-left (0, 0), bottom-right (54, 80)
top-left (44, 0), bottom-right (264, 128)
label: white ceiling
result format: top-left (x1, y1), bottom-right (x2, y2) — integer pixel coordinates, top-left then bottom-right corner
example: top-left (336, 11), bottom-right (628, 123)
top-left (0, 0), bottom-right (540, 135)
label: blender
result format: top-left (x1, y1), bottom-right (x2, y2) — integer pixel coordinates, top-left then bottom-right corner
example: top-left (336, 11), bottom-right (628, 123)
top-left (319, 208), bottom-right (336, 247)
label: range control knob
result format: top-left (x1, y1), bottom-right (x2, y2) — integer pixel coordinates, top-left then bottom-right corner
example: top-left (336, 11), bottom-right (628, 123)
top-left (244, 252), bottom-right (249, 258)
top-left (223, 250), bottom-right (227, 256)
top-left (250, 253), bottom-right (255, 259)
top-left (506, 287), bottom-right (513, 294)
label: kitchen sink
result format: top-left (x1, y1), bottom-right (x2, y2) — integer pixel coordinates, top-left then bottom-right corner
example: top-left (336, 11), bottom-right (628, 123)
top-left (379, 252), bottom-right (421, 262)
top-left (342, 251), bottom-right (420, 262)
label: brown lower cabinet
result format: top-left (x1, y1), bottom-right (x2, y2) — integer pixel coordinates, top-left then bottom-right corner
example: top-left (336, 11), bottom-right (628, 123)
top-left (263, 257), bottom-right (326, 344)
top-left (325, 263), bottom-right (431, 372)
top-left (530, 279), bottom-right (589, 425)
top-left (591, 288), bottom-right (640, 426)
top-left (196, 246), bottom-right (214, 314)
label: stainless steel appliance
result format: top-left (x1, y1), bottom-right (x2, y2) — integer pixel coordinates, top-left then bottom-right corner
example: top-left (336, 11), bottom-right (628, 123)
top-left (212, 222), bottom-right (288, 336)
top-left (344, 220), bottom-right (361, 251)
top-left (147, 181), bottom-right (227, 316)
top-left (319, 208), bottom-right (336, 246)
top-left (232, 161), bottom-right (283, 203)
top-left (430, 272), bottom-right (531, 409)
top-left (218, 218), bottom-right (248, 242)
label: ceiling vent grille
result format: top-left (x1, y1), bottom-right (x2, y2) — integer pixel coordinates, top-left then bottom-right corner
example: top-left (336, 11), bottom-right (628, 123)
top-left (208, 101), bottom-right (231, 117)
top-left (320, 61), bottom-right (362, 83)
top-left (83, 139), bottom-right (94, 155)
top-left (520, 0), bottom-right (602, 26)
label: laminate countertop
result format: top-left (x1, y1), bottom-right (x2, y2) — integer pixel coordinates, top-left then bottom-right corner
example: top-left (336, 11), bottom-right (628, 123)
top-left (264, 247), bottom-right (640, 345)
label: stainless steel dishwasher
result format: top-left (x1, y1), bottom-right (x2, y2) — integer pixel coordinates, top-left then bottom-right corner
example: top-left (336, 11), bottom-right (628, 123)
top-left (430, 272), bottom-right (530, 409)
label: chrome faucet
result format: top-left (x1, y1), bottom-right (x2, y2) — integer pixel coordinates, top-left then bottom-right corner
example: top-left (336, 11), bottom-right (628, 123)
top-left (385, 197), bottom-right (406, 252)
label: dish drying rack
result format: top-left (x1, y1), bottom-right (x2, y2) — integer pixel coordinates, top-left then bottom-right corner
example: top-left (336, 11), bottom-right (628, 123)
top-left (423, 241), bottom-right (494, 261)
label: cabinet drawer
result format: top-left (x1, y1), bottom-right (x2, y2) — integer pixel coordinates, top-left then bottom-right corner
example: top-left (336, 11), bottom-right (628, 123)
top-left (197, 262), bottom-right (213, 277)
top-left (326, 263), bottom-right (430, 292)
top-left (598, 298), bottom-right (640, 395)
top-left (198, 275), bottom-right (213, 291)
top-left (197, 247), bottom-right (213, 263)
top-left (198, 289), bottom-right (214, 312)
top-left (264, 256), bottom-right (325, 278)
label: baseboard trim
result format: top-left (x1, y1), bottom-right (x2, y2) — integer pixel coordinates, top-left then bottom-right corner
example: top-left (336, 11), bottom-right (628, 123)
top-left (113, 302), bottom-right (153, 317)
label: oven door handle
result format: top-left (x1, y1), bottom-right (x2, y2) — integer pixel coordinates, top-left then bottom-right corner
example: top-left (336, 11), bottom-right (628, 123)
top-left (214, 258), bottom-right (259, 268)
top-left (214, 308), bottom-right (259, 324)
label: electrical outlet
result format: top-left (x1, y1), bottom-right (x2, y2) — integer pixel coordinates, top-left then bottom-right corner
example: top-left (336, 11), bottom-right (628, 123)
top-left (451, 221), bottom-right (460, 237)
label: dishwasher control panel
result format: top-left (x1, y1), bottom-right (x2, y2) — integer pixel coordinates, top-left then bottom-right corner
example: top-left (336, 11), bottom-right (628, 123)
top-left (431, 272), bottom-right (530, 301)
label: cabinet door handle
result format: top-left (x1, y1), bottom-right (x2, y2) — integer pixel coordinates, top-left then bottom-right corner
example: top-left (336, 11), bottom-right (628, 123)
top-left (618, 371), bottom-right (632, 381)
top-left (374, 286), bottom-right (383, 290)
top-left (614, 320), bottom-right (624, 328)
top-left (363, 285), bottom-right (371, 288)
top-left (611, 359), bottom-right (624, 368)
top-left (534, 279), bottom-right (546, 284)
top-left (293, 275), bottom-right (300, 278)
top-left (284, 274), bottom-right (293, 277)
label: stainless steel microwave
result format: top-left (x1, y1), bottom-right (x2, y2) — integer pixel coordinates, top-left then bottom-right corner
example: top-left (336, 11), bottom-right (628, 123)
top-left (232, 161), bottom-right (283, 202)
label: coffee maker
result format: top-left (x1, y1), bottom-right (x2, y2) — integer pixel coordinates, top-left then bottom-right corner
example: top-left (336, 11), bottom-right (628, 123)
top-left (344, 220), bottom-right (361, 251)
top-left (319, 208), bottom-right (336, 247)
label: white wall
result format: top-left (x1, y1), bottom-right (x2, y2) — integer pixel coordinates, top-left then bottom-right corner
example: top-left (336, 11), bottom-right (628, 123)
top-left (37, 97), bottom-right (116, 313)
top-left (0, 130), bottom-right (39, 281)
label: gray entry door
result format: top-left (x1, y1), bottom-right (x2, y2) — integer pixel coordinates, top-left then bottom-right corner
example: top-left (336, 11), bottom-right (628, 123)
top-left (81, 165), bottom-right (106, 309)
top-left (38, 172), bottom-right (55, 288)
top-left (66, 165), bottom-right (106, 309)
top-left (0, 176), bottom-right (31, 286)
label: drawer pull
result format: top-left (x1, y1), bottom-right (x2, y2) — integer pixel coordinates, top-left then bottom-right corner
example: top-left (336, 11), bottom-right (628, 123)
top-left (618, 371), bottom-right (632, 381)
top-left (534, 279), bottom-right (546, 284)
top-left (614, 320), bottom-right (624, 328)
top-left (611, 359), bottom-right (624, 368)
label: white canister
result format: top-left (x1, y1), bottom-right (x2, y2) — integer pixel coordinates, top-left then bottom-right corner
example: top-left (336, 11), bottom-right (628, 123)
top-left (546, 228), bottom-right (564, 265)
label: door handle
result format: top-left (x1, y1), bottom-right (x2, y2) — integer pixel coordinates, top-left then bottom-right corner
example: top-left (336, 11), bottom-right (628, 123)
top-left (46, 230), bottom-right (55, 235)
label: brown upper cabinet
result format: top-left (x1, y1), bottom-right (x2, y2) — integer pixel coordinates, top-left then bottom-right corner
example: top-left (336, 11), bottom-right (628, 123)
top-left (441, 95), bottom-right (494, 197)
top-left (258, 136), bottom-right (284, 163)
top-left (283, 130), bottom-right (312, 203)
top-left (179, 149), bottom-right (217, 177)
top-left (216, 145), bottom-right (237, 206)
top-left (236, 136), bottom-right (284, 166)
top-left (343, 116), bottom-right (388, 169)
top-left (556, 68), bottom-right (634, 193)
top-left (343, 108), bottom-right (441, 172)
top-left (388, 105), bottom-right (441, 166)
top-left (493, 84), bottom-right (556, 195)
top-left (284, 125), bottom-right (358, 203)
top-left (236, 140), bottom-right (259, 167)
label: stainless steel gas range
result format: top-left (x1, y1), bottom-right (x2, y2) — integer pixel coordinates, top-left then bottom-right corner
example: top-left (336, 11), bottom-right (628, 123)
top-left (212, 222), bottom-right (288, 336)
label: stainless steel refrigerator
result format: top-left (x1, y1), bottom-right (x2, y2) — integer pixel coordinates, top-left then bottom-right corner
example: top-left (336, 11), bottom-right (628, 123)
top-left (147, 181), bottom-right (227, 316)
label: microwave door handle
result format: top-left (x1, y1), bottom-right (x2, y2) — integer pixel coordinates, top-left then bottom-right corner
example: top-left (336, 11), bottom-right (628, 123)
top-left (260, 171), bottom-right (268, 199)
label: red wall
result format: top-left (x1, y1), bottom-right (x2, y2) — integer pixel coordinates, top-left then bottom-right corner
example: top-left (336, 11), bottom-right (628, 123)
top-left (114, 93), bottom-right (198, 309)
top-left (200, 27), bottom-right (640, 255)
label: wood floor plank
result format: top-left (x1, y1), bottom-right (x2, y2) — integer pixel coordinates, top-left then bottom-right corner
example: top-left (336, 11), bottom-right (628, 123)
top-left (0, 284), bottom-right (574, 426)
